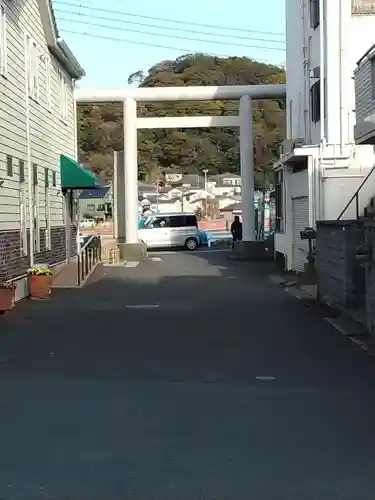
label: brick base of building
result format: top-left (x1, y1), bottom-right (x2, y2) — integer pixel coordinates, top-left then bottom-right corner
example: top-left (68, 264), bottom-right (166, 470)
top-left (0, 226), bottom-right (77, 281)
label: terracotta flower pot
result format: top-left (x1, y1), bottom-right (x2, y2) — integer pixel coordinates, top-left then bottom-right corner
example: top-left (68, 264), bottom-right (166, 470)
top-left (28, 275), bottom-right (53, 300)
top-left (0, 288), bottom-right (15, 312)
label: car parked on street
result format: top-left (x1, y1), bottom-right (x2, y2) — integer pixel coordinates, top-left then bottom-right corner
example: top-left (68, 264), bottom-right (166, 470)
top-left (139, 212), bottom-right (199, 250)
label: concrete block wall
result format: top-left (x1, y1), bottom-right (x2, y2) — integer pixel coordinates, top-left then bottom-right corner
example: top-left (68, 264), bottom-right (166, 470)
top-left (316, 221), bottom-right (364, 307)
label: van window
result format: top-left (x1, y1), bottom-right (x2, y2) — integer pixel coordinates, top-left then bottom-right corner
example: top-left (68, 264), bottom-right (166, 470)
top-left (168, 215), bottom-right (197, 228)
top-left (151, 216), bottom-right (170, 228)
top-left (186, 215), bottom-right (198, 227)
top-left (169, 215), bottom-right (187, 227)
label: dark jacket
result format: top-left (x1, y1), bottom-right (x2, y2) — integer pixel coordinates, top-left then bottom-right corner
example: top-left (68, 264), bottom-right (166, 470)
top-left (230, 220), bottom-right (242, 240)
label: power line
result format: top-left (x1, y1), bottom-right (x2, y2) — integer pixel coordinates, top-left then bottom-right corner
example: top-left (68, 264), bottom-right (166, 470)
top-left (60, 28), bottom-right (239, 57)
top-left (57, 17), bottom-right (285, 52)
top-left (54, 1), bottom-right (285, 37)
top-left (54, 8), bottom-right (285, 45)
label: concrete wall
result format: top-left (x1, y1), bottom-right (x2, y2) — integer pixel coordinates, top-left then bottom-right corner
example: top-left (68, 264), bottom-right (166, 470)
top-left (316, 220), bottom-right (364, 308)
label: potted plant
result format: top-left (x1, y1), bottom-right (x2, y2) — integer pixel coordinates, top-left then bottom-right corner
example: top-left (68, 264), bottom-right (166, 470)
top-left (0, 280), bottom-right (16, 313)
top-left (27, 266), bottom-right (54, 300)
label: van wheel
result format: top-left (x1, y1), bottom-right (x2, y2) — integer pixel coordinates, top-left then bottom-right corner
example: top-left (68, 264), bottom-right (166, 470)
top-left (185, 237), bottom-right (198, 251)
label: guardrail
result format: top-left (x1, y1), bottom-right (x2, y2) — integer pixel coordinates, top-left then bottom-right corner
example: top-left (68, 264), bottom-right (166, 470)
top-left (337, 164), bottom-right (375, 220)
top-left (77, 235), bottom-right (102, 286)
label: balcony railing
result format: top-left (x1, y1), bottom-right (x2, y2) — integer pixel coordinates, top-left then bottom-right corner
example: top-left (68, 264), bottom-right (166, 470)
top-left (77, 235), bottom-right (102, 286)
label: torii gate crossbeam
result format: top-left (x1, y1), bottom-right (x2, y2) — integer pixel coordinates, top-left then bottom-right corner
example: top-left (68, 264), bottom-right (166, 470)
top-left (75, 84), bottom-right (286, 258)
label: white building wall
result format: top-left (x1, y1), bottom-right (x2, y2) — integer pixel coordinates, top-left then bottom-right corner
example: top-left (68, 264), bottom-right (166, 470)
top-left (0, 0), bottom-right (76, 233)
top-left (278, 0), bottom-right (375, 271)
top-left (286, 0), bottom-right (375, 148)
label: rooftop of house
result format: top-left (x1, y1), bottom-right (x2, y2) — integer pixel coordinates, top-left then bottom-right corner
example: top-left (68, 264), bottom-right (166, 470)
top-left (79, 187), bottom-right (111, 199)
top-left (220, 202), bottom-right (242, 212)
top-left (42, 0), bottom-right (85, 78)
top-left (209, 172), bottom-right (241, 181)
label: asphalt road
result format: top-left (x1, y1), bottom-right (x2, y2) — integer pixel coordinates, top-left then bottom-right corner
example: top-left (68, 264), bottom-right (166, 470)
top-left (1, 250), bottom-right (375, 499)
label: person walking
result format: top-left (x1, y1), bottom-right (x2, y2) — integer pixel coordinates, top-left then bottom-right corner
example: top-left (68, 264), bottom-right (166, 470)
top-left (230, 215), bottom-right (243, 249)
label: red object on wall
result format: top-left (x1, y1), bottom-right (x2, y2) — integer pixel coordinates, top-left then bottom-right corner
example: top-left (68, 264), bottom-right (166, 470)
top-left (198, 220), bottom-right (227, 232)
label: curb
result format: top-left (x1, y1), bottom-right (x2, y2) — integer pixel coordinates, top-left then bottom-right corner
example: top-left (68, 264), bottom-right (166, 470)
top-left (269, 274), bottom-right (375, 358)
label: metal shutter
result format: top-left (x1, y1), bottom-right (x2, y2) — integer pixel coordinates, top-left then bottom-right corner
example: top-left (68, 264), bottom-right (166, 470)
top-left (292, 196), bottom-right (309, 272)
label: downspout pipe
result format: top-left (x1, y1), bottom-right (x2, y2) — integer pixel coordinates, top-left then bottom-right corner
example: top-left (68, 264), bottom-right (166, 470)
top-left (24, 34), bottom-right (34, 267)
top-left (317, 0), bottom-right (326, 222)
top-left (338, 0), bottom-right (344, 155)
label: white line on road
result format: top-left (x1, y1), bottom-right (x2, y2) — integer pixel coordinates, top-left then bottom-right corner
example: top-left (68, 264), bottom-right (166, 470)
top-left (151, 257), bottom-right (162, 262)
top-left (124, 261), bottom-right (139, 268)
top-left (256, 376), bottom-right (276, 381)
top-left (125, 304), bottom-right (160, 309)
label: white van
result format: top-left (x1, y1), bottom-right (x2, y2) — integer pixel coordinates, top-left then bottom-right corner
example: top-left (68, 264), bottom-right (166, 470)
top-left (138, 212), bottom-right (200, 250)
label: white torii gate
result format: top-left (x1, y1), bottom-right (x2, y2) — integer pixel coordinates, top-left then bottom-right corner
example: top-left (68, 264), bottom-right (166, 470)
top-left (75, 84), bottom-right (286, 256)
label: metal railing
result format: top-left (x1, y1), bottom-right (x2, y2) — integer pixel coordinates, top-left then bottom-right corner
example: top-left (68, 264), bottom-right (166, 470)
top-left (77, 235), bottom-right (102, 286)
top-left (337, 164), bottom-right (375, 220)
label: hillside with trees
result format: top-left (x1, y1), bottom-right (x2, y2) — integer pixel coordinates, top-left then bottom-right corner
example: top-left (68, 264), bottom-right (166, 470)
top-left (78, 54), bottom-right (285, 186)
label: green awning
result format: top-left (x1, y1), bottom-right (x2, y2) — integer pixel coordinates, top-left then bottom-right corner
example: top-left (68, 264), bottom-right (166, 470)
top-left (60, 154), bottom-right (101, 189)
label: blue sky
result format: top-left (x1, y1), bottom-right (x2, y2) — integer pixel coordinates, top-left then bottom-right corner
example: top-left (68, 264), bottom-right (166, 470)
top-left (52, 0), bottom-right (286, 89)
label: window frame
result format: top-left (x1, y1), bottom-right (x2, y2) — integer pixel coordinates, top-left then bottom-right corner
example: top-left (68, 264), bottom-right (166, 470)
top-left (60, 71), bottom-right (69, 122)
top-left (275, 170), bottom-right (284, 233)
top-left (26, 34), bottom-right (39, 100)
top-left (6, 154), bottom-right (12, 177)
top-left (45, 55), bottom-right (52, 110)
top-left (0, 3), bottom-right (7, 76)
top-left (310, 80), bottom-right (321, 123)
top-left (309, 0), bottom-right (320, 30)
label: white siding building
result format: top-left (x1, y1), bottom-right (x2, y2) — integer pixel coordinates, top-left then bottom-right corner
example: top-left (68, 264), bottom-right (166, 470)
top-left (0, 0), bottom-right (94, 288)
top-left (274, 0), bottom-right (375, 272)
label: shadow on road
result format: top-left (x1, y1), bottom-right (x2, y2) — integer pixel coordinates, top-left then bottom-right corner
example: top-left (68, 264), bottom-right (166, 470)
top-left (1, 251), bottom-right (375, 498)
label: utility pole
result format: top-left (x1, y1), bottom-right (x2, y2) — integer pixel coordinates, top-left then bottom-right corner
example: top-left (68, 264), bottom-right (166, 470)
top-left (202, 168), bottom-right (208, 191)
top-left (156, 178), bottom-right (159, 213)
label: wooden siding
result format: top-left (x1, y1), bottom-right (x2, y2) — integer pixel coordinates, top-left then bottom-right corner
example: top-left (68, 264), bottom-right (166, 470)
top-left (0, 0), bottom-right (77, 232)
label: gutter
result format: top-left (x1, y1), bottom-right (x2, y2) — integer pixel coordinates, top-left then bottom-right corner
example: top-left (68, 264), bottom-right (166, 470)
top-left (49, 38), bottom-right (85, 79)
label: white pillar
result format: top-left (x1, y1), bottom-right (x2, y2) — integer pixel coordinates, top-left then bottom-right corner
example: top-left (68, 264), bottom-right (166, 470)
top-left (239, 95), bottom-right (255, 241)
top-left (113, 150), bottom-right (125, 242)
top-left (123, 98), bottom-right (139, 244)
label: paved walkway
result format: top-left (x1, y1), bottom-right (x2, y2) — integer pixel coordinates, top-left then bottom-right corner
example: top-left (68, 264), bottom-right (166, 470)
top-left (1, 250), bottom-right (375, 499)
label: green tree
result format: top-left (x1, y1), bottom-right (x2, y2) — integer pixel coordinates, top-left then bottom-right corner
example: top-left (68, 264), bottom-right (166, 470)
top-left (77, 54), bottom-right (285, 186)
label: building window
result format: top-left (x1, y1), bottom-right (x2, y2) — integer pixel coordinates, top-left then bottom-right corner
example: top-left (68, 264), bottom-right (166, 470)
top-left (310, 80), bottom-right (321, 123)
top-left (60, 72), bottom-right (68, 121)
top-left (26, 36), bottom-right (39, 100)
top-left (0, 4), bottom-right (7, 75)
top-left (6, 155), bottom-right (12, 176)
top-left (32, 163), bottom-right (40, 253)
top-left (52, 170), bottom-right (56, 187)
top-left (19, 160), bottom-right (25, 183)
top-left (44, 168), bottom-right (51, 250)
top-left (310, 0), bottom-right (320, 29)
top-left (352, 0), bottom-right (375, 14)
top-left (275, 170), bottom-right (284, 233)
top-left (87, 204), bottom-right (95, 211)
top-left (45, 56), bottom-right (51, 109)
